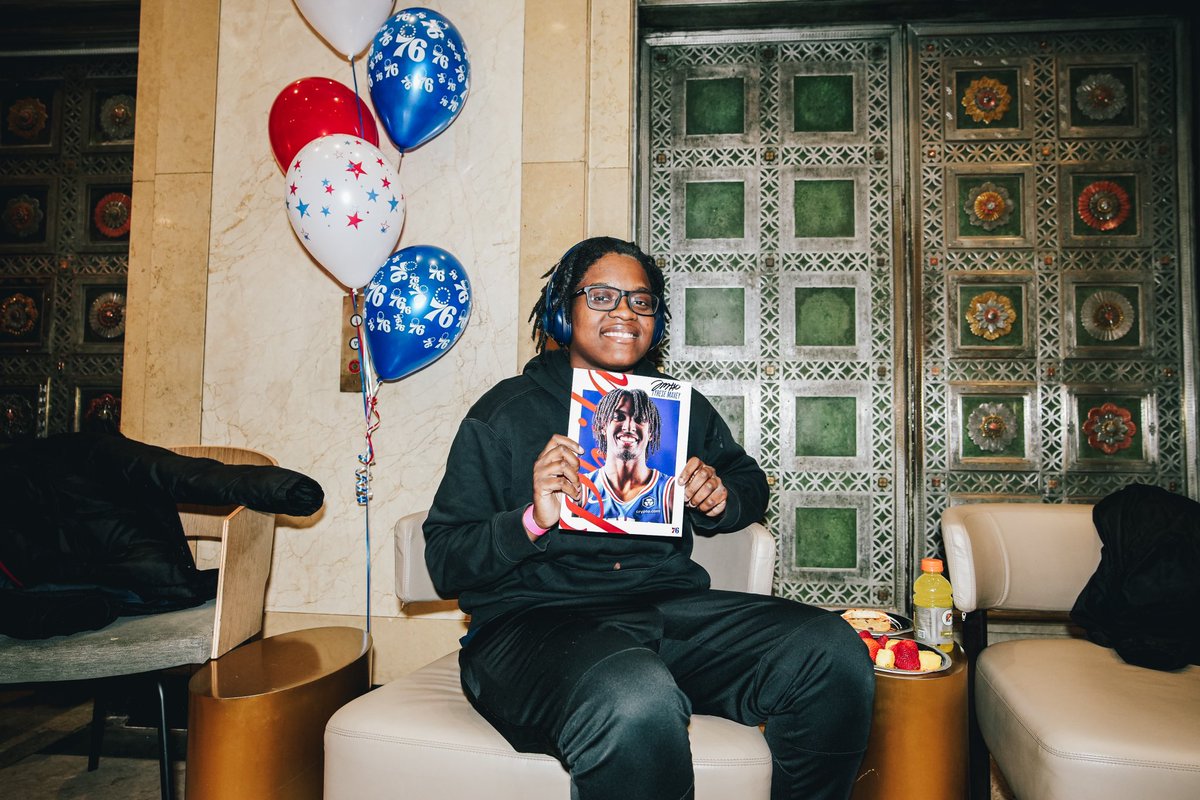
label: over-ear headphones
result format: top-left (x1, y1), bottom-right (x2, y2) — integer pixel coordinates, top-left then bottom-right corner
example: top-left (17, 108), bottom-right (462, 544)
top-left (540, 245), bottom-right (666, 350)
top-left (541, 276), bottom-right (576, 348)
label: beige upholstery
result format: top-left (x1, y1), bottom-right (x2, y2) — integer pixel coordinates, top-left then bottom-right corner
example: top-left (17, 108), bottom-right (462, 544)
top-left (942, 503), bottom-right (1200, 800)
top-left (393, 513), bottom-right (777, 603)
top-left (326, 512), bottom-right (777, 799)
top-left (942, 503), bottom-right (1099, 614)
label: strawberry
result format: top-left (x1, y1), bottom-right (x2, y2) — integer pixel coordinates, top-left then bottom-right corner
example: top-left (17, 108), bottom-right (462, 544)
top-left (893, 640), bottom-right (921, 671)
top-left (858, 629), bottom-right (874, 641)
top-left (864, 637), bottom-right (881, 662)
top-left (877, 634), bottom-right (889, 649)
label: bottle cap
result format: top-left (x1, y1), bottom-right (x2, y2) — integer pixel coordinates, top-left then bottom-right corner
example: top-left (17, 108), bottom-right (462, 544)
top-left (920, 557), bottom-right (944, 573)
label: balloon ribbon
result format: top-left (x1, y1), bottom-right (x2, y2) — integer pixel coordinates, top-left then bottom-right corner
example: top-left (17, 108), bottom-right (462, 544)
top-left (352, 289), bottom-right (380, 632)
top-left (350, 56), bottom-right (368, 143)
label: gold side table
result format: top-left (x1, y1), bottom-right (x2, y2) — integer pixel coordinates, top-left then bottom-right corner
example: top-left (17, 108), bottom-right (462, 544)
top-left (851, 643), bottom-right (968, 799)
top-left (186, 626), bottom-right (371, 800)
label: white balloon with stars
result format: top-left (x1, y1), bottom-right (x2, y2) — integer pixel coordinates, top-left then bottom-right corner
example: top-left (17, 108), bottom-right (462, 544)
top-left (284, 134), bottom-right (405, 290)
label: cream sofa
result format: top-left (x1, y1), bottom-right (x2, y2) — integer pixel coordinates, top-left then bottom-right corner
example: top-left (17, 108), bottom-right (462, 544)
top-left (941, 503), bottom-right (1200, 800)
top-left (324, 511), bottom-right (778, 800)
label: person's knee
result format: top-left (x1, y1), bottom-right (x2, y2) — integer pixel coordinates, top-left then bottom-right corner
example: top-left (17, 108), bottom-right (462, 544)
top-left (559, 649), bottom-right (694, 799)
top-left (822, 617), bottom-right (878, 697)
top-left (764, 613), bottom-right (875, 717)
top-left (560, 647), bottom-right (690, 752)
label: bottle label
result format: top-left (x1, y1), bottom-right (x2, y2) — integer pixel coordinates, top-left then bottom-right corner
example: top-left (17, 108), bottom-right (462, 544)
top-left (914, 606), bottom-right (954, 648)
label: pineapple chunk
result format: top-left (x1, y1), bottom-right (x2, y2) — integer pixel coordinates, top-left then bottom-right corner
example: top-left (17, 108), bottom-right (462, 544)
top-left (918, 650), bottom-right (943, 672)
top-left (874, 649), bottom-right (896, 669)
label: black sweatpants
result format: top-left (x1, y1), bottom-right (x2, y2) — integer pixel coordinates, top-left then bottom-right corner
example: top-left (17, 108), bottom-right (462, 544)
top-left (458, 590), bottom-right (875, 800)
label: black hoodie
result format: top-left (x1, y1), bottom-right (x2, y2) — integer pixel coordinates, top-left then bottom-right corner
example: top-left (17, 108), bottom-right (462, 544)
top-left (423, 349), bottom-right (769, 635)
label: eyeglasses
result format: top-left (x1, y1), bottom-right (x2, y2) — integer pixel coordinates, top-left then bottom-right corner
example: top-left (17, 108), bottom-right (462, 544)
top-left (572, 284), bottom-right (661, 316)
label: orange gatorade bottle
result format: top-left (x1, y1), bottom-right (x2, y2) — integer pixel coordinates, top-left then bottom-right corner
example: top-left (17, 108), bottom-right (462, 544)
top-left (913, 557), bottom-right (955, 652)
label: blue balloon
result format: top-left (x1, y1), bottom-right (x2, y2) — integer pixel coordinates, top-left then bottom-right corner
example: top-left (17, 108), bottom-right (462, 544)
top-left (367, 8), bottom-right (470, 152)
top-left (362, 245), bottom-right (472, 381)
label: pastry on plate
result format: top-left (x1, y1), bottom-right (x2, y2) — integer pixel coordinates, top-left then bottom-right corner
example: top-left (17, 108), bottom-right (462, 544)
top-left (839, 608), bottom-right (893, 633)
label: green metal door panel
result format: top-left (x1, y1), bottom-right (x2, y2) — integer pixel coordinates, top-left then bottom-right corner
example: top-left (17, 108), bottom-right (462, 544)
top-left (0, 54), bottom-right (137, 441)
top-left (792, 179), bottom-right (857, 238)
top-left (642, 30), bottom-right (909, 610)
top-left (685, 76), bottom-right (746, 135)
top-left (792, 74), bottom-right (855, 133)
top-left (795, 286), bottom-right (857, 347)
top-left (684, 180), bottom-right (747, 239)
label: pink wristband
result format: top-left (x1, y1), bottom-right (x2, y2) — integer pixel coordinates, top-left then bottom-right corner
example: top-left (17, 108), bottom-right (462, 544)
top-left (523, 504), bottom-right (550, 537)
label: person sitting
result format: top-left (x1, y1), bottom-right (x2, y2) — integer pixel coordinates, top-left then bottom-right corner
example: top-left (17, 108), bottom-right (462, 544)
top-left (423, 236), bottom-right (874, 800)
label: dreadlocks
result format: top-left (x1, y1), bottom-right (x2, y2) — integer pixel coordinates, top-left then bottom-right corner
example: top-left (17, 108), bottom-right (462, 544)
top-left (591, 388), bottom-right (661, 458)
top-left (529, 236), bottom-right (667, 353)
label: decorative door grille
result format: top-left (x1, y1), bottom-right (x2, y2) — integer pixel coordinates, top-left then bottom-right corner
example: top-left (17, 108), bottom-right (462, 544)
top-left (640, 18), bottom-right (1196, 609)
top-left (910, 21), bottom-right (1196, 560)
top-left (642, 28), bottom-right (911, 609)
top-left (0, 52), bottom-right (135, 442)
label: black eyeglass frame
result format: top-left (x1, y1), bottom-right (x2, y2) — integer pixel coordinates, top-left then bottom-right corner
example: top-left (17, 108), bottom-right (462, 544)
top-left (571, 284), bottom-right (661, 316)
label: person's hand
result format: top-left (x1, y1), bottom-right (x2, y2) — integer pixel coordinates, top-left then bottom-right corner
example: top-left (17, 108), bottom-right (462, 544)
top-left (679, 457), bottom-right (727, 518)
top-left (530, 434), bottom-right (583, 533)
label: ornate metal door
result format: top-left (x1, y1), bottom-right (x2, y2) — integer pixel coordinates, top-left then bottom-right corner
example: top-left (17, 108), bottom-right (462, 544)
top-left (640, 19), bottom-right (1196, 609)
top-left (0, 53), bottom-right (135, 443)
top-left (641, 28), bottom-right (912, 610)
top-left (910, 20), bottom-right (1197, 560)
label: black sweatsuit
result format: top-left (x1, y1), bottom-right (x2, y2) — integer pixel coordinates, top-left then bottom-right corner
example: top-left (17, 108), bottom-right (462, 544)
top-left (424, 349), bottom-right (874, 800)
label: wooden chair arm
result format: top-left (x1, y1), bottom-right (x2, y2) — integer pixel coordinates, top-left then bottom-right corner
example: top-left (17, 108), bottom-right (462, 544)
top-left (169, 446), bottom-right (279, 659)
top-left (210, 504), bottom-right (276, 658)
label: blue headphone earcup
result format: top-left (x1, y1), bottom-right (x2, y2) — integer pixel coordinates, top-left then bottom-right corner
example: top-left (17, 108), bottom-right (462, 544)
top-left (541, 272), bottom-right (572, 346)
top-left (651, 308), bottom-right (666, 349)
top-left (544, 301), bottom-right (572, 347)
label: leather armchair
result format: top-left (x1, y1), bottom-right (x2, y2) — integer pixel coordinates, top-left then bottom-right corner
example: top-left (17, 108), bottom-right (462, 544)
top-left (325, 511), bottom-right (778, 799)
top-left (941, 503), bottom-right (1200, 800)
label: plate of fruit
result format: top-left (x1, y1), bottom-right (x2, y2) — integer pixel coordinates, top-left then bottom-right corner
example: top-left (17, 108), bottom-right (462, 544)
top-left (834, 608), bottom-right (913, 637)
top-left (857, 631), bottom-right (951, 674)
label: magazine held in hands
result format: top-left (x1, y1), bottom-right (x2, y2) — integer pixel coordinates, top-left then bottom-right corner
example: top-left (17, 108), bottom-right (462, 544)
top-left (561, 368), bottom-right (691, 537)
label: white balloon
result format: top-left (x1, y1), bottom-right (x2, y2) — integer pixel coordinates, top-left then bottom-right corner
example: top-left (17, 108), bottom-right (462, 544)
top-left (293, 0), bottom-right (394, 58)
top-left (284, 135), bottom-right (405, 289)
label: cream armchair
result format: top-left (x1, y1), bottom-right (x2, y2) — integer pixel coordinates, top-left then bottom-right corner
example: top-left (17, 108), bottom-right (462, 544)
top-left (325, 511), bottom-right (778, 800)
top-left (941, 503), bottom-right (1200, 800)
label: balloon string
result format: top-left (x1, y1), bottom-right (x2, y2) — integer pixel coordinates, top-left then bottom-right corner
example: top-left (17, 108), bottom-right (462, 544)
top-left (349, 56), bottom-right (367, 142)
top-left (351, 288), bottom-right (378, 632)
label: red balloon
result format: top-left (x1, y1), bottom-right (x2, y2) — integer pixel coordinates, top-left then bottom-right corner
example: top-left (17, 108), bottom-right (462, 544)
top-left (268, 77), bottom-right (380, 172)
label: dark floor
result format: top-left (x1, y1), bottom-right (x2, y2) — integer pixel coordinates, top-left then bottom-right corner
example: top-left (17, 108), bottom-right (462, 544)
top-left (0, 679), bottom-right (188, 799)
top-left (1, 681), bottom-right (1017, 799)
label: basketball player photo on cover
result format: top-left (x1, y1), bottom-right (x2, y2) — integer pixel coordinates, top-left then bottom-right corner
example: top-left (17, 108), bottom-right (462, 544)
top-left (561, 368), bottom-right (691, 537)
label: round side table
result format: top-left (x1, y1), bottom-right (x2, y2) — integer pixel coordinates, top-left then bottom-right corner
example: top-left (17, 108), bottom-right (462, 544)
top-left (186, 626), bottom-right (371, 800)
top-left (851, 643), bottom-right (967, 799)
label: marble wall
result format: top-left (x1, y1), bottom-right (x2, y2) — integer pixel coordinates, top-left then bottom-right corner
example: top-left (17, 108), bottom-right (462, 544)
top-left (126, 0), bottom-right (638, 680)
top-left (205, 0), bottom-right (523, 625)
top-left (518, 0), bottom-right (637, 366)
